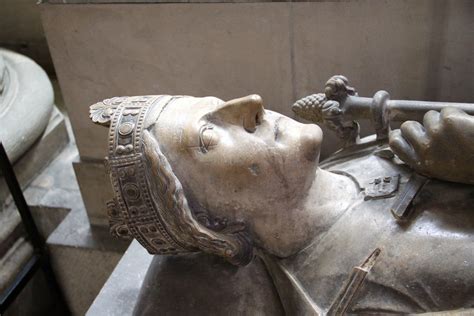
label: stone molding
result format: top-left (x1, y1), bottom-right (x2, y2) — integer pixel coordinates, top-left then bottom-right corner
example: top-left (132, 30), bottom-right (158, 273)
top-left (0, 49), bottom-right (54, 163)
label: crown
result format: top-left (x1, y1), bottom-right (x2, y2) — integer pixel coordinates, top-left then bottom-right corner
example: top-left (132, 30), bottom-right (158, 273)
top-left (96, 95), bottom-right (189, 254)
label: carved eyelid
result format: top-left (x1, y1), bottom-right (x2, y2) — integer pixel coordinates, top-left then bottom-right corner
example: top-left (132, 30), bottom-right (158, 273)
top-left (198, 124), bottom-right (216, 153)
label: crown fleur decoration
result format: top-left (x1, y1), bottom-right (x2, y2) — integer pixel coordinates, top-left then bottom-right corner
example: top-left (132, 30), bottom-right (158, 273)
top-left (89, 97), bottom-right (131, 127)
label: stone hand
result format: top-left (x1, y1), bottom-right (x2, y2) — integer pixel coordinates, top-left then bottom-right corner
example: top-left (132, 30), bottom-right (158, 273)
top-left (389, 107), bottom-right (474, 184)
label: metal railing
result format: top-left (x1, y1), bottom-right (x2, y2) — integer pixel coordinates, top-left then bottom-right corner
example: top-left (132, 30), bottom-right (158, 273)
top-left (0, 142), bottom-right (70, 314)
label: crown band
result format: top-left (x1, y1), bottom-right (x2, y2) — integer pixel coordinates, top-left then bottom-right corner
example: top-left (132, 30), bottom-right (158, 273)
top-left (105, 95), bottom-right (192, 255)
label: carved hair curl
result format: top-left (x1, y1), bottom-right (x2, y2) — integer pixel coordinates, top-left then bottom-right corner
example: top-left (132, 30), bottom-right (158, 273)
top-left (142, 129), bottom-right (253, 266)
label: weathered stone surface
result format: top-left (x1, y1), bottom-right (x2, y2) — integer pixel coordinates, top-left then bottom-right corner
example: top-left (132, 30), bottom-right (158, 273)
top-left (291, 0), bottom-right (474, 157)
top-left (0, 202), bottom-right (69, 294)
top-left (4, 267), bottom-right (66, 316)
top-left (0, 106), bottom-right (69, 205)
top-left (49, 244), bottom-right (125, 315)
top-left (0, 50), bottom-right (69, 315)
top-left (44, 0), bottom-right (281, 2)
top-left (0, 159), bottom-right (70, 315)
top-left (88, 241), bottom-right (284, 316)
top-left (0, 237), bottom-right (32, 293)
top-left (0, 49), bottom-right (54, 162)
top-left (86, 241), bottom-right (152, 316)
top-left (0, 48), bottom-right (68, 206)
top-left (40, 3), bottom-right (293, 160)
top-left (0, 1), bottom-right (54, 75)
top-left (19, 140), bottom-right (129, 315)
top-left (40, 0), bottom-right (473, 162)
top-left (73, 160), bottom-right (114, 226)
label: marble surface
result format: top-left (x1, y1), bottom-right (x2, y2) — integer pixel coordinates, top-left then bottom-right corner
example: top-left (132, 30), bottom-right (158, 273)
top-left (0, 107), bottom-right (68, 205)
top-left (86, 241), bottom-right (152, 316)
top-left (0, 49), bottom-right (54, 163)
top-left (18, 128), bottom-right (129, 315)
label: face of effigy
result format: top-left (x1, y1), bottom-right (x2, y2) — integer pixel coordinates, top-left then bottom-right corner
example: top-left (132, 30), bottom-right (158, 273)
top-left (149, 95), bottom-right (323, 257)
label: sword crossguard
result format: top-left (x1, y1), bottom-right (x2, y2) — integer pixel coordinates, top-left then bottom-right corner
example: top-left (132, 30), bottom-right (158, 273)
top-left (371, 90), bottom-right (391, 141)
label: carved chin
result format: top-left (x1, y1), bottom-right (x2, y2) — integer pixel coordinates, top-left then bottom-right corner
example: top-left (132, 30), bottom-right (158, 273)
top-left (300, 124), bottom-right (323, 162)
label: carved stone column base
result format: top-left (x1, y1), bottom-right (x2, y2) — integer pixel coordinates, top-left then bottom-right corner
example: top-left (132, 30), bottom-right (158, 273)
top-left (0, 106), bottom-right (68, 206)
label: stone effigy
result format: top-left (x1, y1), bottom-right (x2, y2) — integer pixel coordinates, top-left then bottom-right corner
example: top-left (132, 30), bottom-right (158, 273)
top-left (0, 49), bottom-right (69, 295)
top-left (0, 49), bottom-right (54, 163)
top-left (90, 76), bottom-right (473, 315)
top-left (0, 49), bottom-right (68, 205)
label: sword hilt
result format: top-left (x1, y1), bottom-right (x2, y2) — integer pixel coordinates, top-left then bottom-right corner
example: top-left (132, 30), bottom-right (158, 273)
top-left (292, 75), bottom-right (474, 145)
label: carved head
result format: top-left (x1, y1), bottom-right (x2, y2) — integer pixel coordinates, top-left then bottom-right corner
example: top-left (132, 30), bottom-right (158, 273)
top-left (90, 94), bottom-right (322, 264)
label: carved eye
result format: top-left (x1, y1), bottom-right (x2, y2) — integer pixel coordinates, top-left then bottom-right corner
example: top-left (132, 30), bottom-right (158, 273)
top-left (199, 124), bottom-right (218, 153)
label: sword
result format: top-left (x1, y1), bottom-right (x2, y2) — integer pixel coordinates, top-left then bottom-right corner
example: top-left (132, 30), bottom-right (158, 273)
top-left (292, 75), bottom-right (474, 146)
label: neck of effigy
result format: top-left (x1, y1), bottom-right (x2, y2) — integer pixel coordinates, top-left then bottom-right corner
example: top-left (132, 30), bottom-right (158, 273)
top-left (261, 168), bottom-right (359, 259)
top-left (297, 168), bottom-right (359, 249)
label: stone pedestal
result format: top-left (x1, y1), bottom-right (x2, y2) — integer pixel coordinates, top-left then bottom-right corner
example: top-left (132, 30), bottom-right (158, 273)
top-left (0, 107), bottom-right (68, 204)
top-left (0, 48), bottom-right (54, 164)
top-left (0, 48), bottom-right (126, 315)
top-left (19, 142), bottom-right (130, 315)
top-left (0, 48), bottom-right (72, 315)
top-left (86, 241), bottom-right (152, 316)
top-left (0, 106), bottom-right (69, 313)
top-left (0, 48), bottom-right (67, 205)
top-left (87, 241), bottom-right (283, 315)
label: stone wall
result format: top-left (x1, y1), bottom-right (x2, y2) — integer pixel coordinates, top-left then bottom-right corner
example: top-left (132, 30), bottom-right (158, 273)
top-left (39, 0), bottom-right (473, 224)
top-left (0, 0), bottom-right (54, 75)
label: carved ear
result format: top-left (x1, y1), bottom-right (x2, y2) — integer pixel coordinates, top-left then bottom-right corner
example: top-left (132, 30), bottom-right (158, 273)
top-left (142, 130), bottom-right (254, 266)
top-left (89, 97), bottom-right (128, 127)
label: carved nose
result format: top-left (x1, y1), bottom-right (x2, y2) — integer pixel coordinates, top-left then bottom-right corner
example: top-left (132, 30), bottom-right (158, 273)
top-left (211, 94), bottom-right (265, 132)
